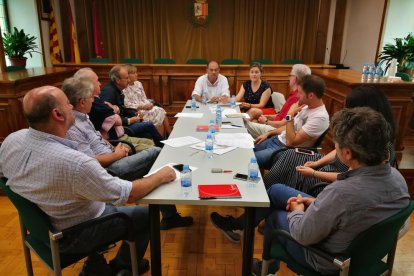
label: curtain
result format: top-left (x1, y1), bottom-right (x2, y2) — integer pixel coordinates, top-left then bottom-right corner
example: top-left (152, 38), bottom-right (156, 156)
top-left (71, 0), bottom-right (320, 64)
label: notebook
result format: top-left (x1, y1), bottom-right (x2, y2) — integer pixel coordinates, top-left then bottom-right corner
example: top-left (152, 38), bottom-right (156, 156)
top-left (196, 124), bottom-right (220, 131)
top-left (198, 184), bottom-right (241, 199)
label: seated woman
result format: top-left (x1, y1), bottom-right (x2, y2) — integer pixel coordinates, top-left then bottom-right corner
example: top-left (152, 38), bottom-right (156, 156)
top-left (235, 62), bottom-right (275, 120)
top-left (123, 64), bottom-right (172, 136)
top-left (263, 84), bottom-right (396, 194)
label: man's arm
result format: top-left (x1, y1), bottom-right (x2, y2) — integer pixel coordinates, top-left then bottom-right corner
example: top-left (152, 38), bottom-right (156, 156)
top-left (127, 166), bottom-right (176, 202)
top-left (95, 143), bottom-right (129, 167)
top-left (254, 126), bottom-right (285, 144)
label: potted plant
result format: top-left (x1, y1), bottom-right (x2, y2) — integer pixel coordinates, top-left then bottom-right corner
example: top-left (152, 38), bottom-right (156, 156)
top-left (378, 33), bottom-right (414, 75)
top-left (2, 27), bottom-right (41, 68)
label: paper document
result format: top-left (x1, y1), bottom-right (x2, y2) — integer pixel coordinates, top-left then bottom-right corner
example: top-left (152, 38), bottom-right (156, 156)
top-left (224, 113), bottom-right (250, 119)
top-left (161, 136), bottom-right (202, 147)
top-left (214, 133), bottom-right (255, 148)
top-left (175, 113), bottom-right (204, 118)
top-left (190, 142), bottom-right (237, 155)
top-left (144, 163), bottom-right (198, 179)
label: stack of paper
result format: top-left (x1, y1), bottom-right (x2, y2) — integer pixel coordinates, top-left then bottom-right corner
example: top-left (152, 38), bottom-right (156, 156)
top-left (214, 133), bottom-right (255, 148)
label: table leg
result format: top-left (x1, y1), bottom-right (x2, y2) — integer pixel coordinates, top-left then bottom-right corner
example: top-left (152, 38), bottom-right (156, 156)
top-left (149, 204), bottom-right (161, 276)
top-left (242, 207), bottom-right (255, 276)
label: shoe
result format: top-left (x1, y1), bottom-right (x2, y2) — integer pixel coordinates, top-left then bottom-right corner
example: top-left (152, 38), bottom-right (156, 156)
top-left (251, 258), bottom-right (278, 276)
top-left (79, 253), bottom-right (113, 276)
top-left (210, 212), bottom-right (242, 243)
top-left (160, 213), bottom-right (193, 230)
top-left (110, 258), bottom-right (150, 275)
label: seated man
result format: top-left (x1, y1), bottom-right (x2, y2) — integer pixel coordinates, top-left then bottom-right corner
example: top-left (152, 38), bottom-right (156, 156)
top-left (211, 107), bottom-right (409, 272)
top-left (245, 64), bottom-right (311, 138)
top-left (253, 107), bottom-right (410, 274)
top-left (253, 75), bottom-right (329, 168)
top-left (96, 65), bottom-right (165, 146)
top-left (191, 60), bottom-right (230, 103)
top-left (63, 77), bottom-right (193, 230)
top-left (0, 86), bottom-right (176, 275)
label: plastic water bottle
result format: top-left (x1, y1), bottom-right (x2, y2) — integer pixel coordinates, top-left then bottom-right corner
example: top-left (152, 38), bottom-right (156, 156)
top-left (361, 64), bottom-right (368, 81)
top-left (191, 95), bottom-right (197, 111)
top-left (208, 119), bottom-right (216, 140)
top-left (205, 131), bottom-right (214, 158)
top-left (374, 65), bottom-right (383, 81)
top-left (215, 105), bottom-right (222, 128)
top-left (230, 95), bottom-right (236, 108)
top-left (247, 157), bottom-right (259, 186)
top-left (367, 64), bottom-right (375, 81)
top-left (201, 90), bottom-right (207, 105)
top-left (181, 164), bottom-right (192, 197)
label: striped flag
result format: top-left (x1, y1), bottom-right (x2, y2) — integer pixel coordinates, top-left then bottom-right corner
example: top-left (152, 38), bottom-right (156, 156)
top-left (92, 0), bottom-right (104, 58)
top-left (49, 0), bottom-right (62, 64)
top-left (67, 0), bottom-right (80, 63)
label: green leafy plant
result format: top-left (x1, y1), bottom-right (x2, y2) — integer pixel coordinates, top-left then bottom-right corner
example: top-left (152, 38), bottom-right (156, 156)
top-left (378, 33), bottom-right (414, 73)
top-left (2, 27), bottom-right (41, 58)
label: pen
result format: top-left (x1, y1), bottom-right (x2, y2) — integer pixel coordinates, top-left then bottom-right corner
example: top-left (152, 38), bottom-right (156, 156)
top-left (223, 170), bottom-right (233, 173)
top-left (231, 124), bottom-right (243, 128)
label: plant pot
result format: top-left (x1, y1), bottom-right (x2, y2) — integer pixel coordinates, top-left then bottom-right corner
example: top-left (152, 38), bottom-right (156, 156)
top-left (9, 57), bottom-right (27, 68)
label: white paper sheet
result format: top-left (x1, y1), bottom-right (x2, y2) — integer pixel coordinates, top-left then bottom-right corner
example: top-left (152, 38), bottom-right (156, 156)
top-left (161, 136), bottom-right (202, 147)
top-left (144, 163), bottom-right (198, 178)
top-left (214, 133), bottom-right (255, 148)
top-left (190, 142), bottom-right (237, 155)
top-left (174, 113), bottom-right (204, 118)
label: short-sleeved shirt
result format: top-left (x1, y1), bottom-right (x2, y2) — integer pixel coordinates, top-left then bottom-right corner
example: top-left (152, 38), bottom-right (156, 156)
top-left (278, 105), bottom-right (329, 147)
top-left (242, 80), bottom-right (274, 109)
top-left (274, 89), bottom-right (299, 121)
top-left (0, 128), bottom-right (132, 231)
top-left (192, 74), bottom-right (230, 100)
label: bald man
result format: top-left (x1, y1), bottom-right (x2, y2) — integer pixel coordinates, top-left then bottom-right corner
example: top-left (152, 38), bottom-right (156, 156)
top-left (0, 86), bottom-right (176, 275)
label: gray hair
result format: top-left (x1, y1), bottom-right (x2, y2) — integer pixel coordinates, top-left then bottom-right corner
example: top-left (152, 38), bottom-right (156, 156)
top-left (74, 67), bottom-right (94, 80)
top-left (109, 65), bottom-right (126, 82)
top-left (291, 64), bottom-right (311, 80)
top-left (61, 77), bottom-right (94, 106)
top-left (332, 107), bottom-right (391, 166)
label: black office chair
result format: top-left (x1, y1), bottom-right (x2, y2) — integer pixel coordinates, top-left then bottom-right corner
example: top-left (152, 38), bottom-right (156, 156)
top-left (261, 201), bottom-right (414, 276)
top-left (221, 59), bottom-right (243, 65)
top-left (252, 59), bottom-right (273, 64)
top-left (396, 72), bottom-right (410, 81)
top-left (0, 177), bottom-right (139, 276)
top-left (88, 57), bottom-right (111, 63)
top-left (186, 58), bottom-right (208, 65)
top-left (281, 59), bottom-right (304, 64)
top-left (154, 58), bottom-right (175, 64)
top-left (121, 58), bottom-right (143, 64)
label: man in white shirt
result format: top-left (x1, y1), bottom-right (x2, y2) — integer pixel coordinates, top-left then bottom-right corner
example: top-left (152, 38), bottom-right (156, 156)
top-left (191, 60), bottom-right (230, 103)
top-left (254, 75), bottom-right (329, 168)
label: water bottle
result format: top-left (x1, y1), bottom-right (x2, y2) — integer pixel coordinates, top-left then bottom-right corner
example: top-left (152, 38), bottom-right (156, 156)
top-left (215, 105), bottom-right (222, 128)
top-left (374, 65), bottom-right (382, 81)
top-left (230, 95), bottom-right (236, 108)
top-left (191, 95), bottom-right (197, 111)
top-left (361, 64), bottom-right (368, 81)
top-left (205, 131), bottom-right (214, 158)
top-left (247, 157), bottom-right (259, 186)
top-left (201, 90), bottom-right (207, 105)
top-left (367, 64), bottom-right (375, 81)
top-left (181, 164), bottom-right (192, 197)
top-left (208, 119), bottom-right (216, 140)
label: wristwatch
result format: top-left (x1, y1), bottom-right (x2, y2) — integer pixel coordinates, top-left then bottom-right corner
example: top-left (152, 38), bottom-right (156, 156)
top-left (285, 115), bottom-right (293, 122)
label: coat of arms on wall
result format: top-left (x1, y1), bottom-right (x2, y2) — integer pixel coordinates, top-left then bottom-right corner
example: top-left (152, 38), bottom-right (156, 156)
top-left (188, 0), bottom-right (214, 27)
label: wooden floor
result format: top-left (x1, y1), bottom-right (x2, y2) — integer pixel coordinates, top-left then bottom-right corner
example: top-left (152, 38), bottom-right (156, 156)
top-left (0, 197), bottom-right (413, 275)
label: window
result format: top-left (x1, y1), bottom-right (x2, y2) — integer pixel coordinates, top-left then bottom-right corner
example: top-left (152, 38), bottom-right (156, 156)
top-left (0, 0), bottom-right (9, 33)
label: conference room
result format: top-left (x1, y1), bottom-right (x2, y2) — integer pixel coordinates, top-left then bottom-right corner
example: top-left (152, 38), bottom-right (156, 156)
top-left (0, 0), bottom-right (413, 275)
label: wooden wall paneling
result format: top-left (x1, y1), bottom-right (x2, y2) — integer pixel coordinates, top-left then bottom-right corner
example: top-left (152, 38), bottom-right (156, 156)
top-left (329, 0), bottom-right (347, 65)
top-left (314, 0), bottom-right (332, 63)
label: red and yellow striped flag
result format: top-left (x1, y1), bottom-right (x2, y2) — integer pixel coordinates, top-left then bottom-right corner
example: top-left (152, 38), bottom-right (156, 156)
top-left (68, 0), bottom-right (80, 63)
top-left (49, 0), bottom-right (62, 64)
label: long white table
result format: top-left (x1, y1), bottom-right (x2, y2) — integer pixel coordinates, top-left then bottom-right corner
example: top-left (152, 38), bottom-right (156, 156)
top-left (137, 101), bottom-right (270, 276)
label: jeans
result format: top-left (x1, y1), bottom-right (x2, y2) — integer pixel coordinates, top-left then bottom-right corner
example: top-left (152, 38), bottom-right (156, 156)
top-left (128, 121), bottom-right (164, 147)
top-left (59, 204), bottom-right (149, 268)
top-left (106, 147), bottom-right (161, 181)
top-left (254, 136), bottom-right (285, 168)
top-left (264, 184), bottom-right (314, 272)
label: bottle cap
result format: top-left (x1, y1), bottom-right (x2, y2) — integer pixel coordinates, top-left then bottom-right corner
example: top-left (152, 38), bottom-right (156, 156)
top-left (183, 164), bottom-right (190, 171)
top-left (250, 157), bottom-right (257, 163)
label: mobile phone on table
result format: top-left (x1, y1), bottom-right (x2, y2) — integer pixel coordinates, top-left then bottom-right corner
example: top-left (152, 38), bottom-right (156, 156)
top-left (295, 148), bottom-right (315, 156)
top-left (172, 164), bottom-right (184, 172)
top-left (233, 173), bottom-right (248, 181)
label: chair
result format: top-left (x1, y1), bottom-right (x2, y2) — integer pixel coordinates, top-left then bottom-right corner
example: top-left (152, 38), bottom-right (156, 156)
top-left (396, 72), bottom-right (410, 81)
top-left (0, 177), bottom-right (139, 276)
top-left (271, 92), bottom-right (286, 112)
top-left (261, 201), bottom-right (414, 276)
top-left (88, 57), bottom-right (111, 63)
top-left (154, 58), bottom-right (175, 64)
top-left (186, 58), bottom-right (208, 65)
top-left (281, 59), bottom-right (304, 65)
top-left (121, 58), bottom-right (143, 64)
top-left (221, 59), bottom-right (243, 65)
top-left (252, 59), bottom-right (273, 64)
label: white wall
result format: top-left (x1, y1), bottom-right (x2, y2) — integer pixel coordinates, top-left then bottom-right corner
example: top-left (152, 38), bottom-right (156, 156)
top-left (341, 0), bottom-right (386, 71)
top-left (7, 0), bottom-right (43, 68)
top-left (381, 0), bottom-right (414, 49)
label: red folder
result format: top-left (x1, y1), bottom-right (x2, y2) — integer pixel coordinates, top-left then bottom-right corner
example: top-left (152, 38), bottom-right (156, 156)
top-left (196, 124), bottom-right (220, 131)
top-left (198, 184), bottom-right (241, 199)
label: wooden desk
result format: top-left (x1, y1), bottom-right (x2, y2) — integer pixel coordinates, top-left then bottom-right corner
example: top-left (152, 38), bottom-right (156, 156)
top-left (0, 67), bottom-right (77, 142)
top-left (313, 69), bottom-right (414, 156)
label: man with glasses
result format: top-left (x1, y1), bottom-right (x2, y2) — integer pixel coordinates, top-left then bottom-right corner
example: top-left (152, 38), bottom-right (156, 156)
top-left (245, 64), bottom-right (311, 138)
